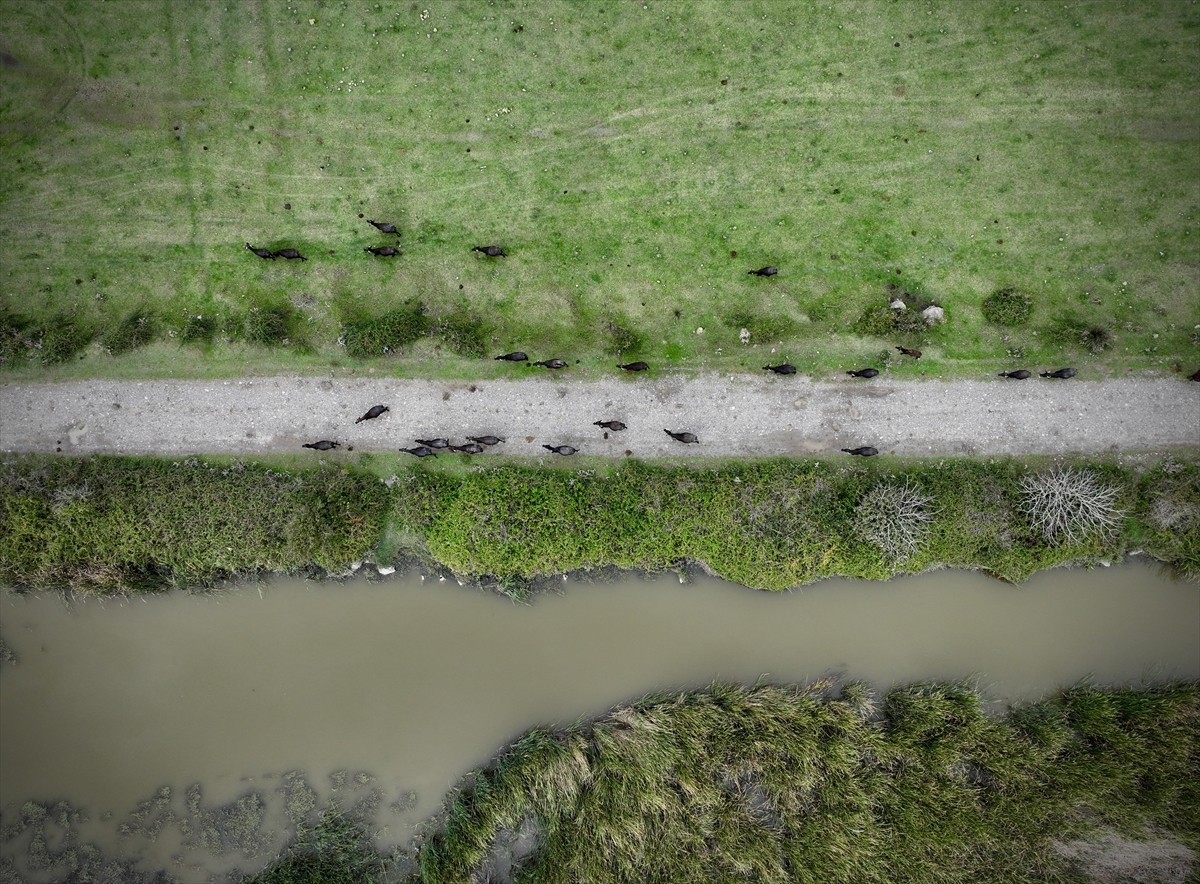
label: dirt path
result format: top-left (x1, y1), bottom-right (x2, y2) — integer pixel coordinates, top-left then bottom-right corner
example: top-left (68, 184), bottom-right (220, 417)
top-left (0, 375), bottom-right (1197, 459)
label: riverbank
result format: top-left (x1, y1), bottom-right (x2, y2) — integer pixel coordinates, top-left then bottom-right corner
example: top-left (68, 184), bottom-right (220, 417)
top-left (2, 452), bottom-right (1196, 592)
top-left (242, 681), bottom-right (1199, 884)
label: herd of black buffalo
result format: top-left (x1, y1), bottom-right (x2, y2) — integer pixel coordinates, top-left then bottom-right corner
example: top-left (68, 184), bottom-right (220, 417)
top-left (261, 220), bottom-right (1197, 457)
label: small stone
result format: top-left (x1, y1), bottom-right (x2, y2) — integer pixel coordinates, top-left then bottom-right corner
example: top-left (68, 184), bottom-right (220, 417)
top-left (922, 305), bottom-right (945, 324)
top-left (739, 328), bottom-right (750, 345)
top-left (890, 299), bottom-right (906, 311)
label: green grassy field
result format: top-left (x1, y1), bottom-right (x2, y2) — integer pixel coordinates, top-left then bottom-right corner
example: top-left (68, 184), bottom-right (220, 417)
top-left (2, 0), bottom-right (1197, 380)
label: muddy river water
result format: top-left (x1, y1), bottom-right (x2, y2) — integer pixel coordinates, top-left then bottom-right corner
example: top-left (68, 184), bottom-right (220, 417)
top-left (1, 562), bottom-right (1198, 880)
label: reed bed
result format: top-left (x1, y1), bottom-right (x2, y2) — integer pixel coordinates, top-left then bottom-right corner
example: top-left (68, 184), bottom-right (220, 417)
top-left (417, 681), bottom-right (1200, 883)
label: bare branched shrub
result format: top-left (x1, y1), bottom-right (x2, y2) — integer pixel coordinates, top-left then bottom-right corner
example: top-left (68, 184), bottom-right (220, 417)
top-left (855, 478), bottom-right (936, 561)
top-left (1018, 468), bottom-right (1122, 544)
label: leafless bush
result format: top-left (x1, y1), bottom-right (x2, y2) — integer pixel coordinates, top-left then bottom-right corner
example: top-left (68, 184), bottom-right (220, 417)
top-left (1018, 468), bottom-right (1122, 544)
top-left (855, 478), bottom-right (936, 561)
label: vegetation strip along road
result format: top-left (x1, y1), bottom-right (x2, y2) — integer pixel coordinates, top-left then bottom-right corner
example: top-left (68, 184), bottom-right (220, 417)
top-left (1, 375), bottom-right (1197, 458)
top-left (3, 452), bottom-right (1197, 593)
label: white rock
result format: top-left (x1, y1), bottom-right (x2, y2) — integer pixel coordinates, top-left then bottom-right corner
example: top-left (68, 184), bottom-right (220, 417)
top-left (890, 299), bottom-right (906, 311)
top-left (922, 305), bottom-right (945, 324)
top-left (377, 565), bottom-right (396, 575)
top-left (739, 328), bottom-right (751, 345)
top-left (695, 326), bottom-right (705, 335)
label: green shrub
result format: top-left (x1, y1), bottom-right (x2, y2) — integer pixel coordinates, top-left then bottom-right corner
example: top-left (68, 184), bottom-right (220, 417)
top-left (433, 309), bottom-right (490, 357)
top-left (893, 306), bottom-right (928, 335)
top-left (852, 304), bottom-right (897, 337)
top-left (982, 288), bottom-right (1033, 326)
top-left (342, 303), bottom-right (428, 358)
top-left (102, 310), bottom-right (157, 355)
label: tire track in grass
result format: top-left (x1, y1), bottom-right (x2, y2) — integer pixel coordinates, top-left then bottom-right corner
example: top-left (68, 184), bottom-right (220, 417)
top-left (163, 0), bottom-right (200, 253)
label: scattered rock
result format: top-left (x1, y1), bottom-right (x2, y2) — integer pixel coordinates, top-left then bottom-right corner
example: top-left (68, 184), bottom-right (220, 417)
top-left (890, 299), bottom-right (906, 311)
top-left (922, 305), bottom-right (945, 324)
top-left (739, 328), bottom-right (750, 345)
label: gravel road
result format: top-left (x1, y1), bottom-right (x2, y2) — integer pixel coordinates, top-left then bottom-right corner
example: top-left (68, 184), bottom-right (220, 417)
top-left (1, 374), bottom-right (1197, 459)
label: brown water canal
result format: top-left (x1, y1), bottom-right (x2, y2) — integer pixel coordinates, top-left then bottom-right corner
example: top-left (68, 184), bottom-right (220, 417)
top-left (1, 562), bottom-right (1198, 881)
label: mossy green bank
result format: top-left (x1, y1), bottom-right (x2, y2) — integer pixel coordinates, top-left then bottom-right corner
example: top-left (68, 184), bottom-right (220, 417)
top-left (2, 453), bottom-right (1197, 593)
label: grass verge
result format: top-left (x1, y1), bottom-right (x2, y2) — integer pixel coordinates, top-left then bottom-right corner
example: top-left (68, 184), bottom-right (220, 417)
top-left (1, 453), bottom-right (1197, 593)
top-left (0, 454), bottom-right (388, 592)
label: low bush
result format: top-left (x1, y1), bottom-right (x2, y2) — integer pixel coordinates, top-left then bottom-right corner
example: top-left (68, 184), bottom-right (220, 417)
top-left (1018, 467), bottom-right (1123, 545)
top-left (4, 455), bottom-right (1197, 592)
top-left (342, 302), bottom-right (428, 358)
top-left (982, 287), bottom-right (1033, 326)
top-left (852, 303), bottom-right (896, 337)
top-left (0, 310), bottom-right (32, 366)
top-left (855, 478), bottom-right (936, 561)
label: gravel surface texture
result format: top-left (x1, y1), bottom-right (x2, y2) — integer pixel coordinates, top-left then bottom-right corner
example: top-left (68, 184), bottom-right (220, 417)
top-left (1, 375), bottom-right (1197, 458)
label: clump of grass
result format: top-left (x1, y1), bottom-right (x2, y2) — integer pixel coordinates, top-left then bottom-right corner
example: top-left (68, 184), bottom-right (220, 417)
top-left (1045, 310), bottom-right (1112, 352)
top-left (432, 308), bottom-right (489, 357)
top-left (1137, 460), bottom-right (1200, 581)
top-left (982, 287), bottom-right (1034, 326)
top-left (1082, 324), bottom-right (1115, 353)
top-left (601, 317), bottom-right (643, 355)
top-left (244, 809), bottom-right (389, 884)
top-left (725, 308), bottom-right (799, 344)
top-left (420, 681), bottom-right (1200, 883)
top-left (1019, 467), bottom-right (1122, 545)
top-left (0, 310), bottom-right (34, 366)
top-left (855, 477), bottom-right (936, 562)
top-left (102, 310), bottom-right (157, 355)
top-left (180, 312), bottom-right (218, 345)
top-left (342, 303), bottom-right (428, 358)
top-left (34, 314), bottom-right (93, 365)
top-left (242, 302), bottom-right (303, 348)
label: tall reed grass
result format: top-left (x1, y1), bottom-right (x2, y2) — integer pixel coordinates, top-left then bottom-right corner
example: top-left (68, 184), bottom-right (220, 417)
top-left (418, 681), bottom-right (1200, 883)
